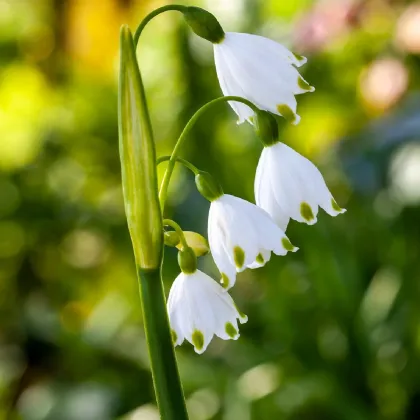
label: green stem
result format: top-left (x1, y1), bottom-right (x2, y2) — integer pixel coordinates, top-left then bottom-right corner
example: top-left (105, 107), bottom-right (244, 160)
top-left (130, 11), bottom-right (260, 420)
top-left (157, 156), bottom-right (199, 174)
top-left (163, 219), bottom-right (189, 250)
top-left (130, 7), bottom-right (190, 419)
top-left (134, 4), bottom-right (187, 45)
top-left (159, 96), bottom-right (260, 212)
top-left (137, 267), bottom-right (189, 420)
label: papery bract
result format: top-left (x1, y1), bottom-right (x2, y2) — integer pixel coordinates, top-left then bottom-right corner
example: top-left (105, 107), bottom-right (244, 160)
top-left (119, 25), bottom-right (162, 269)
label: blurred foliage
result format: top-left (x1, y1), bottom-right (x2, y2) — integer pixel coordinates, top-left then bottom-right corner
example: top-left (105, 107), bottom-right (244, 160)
top-left (1, 0), bottom-right (420, 419)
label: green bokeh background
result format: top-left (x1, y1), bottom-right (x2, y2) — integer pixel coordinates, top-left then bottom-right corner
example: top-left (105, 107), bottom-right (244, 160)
top-left (1, 0), bottom-right (420, 419)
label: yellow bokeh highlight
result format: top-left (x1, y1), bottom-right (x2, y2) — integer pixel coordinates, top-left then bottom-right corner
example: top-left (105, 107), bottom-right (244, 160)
top-left (285, 96), bottom-right (347, 158)
top-left (0, 65), bottom-right (52, 170)
top-left (66, 0), bottom-right (126, 77)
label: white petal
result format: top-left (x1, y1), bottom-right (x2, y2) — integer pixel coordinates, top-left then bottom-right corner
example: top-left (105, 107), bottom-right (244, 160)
top-left (185, 280), bottom-right (215, 353)
top-left (167, 274), bottom-right (188, 346)
top-left (225, 33), bottom-right (314, 96)
top-left (218, 44), bottom-right (299, 123)
top-left (214, 32), bottom-right (314, 125)
top-left (255, 142), bottom-right (346, 227)
top-left (273, 142), bottom-right (346, 218)
top-left (247, 248), bottom-right (271, 269)
top-left (240, 196), bottom-right (298, 256)
top-left (208, 194), bottom-right (297, 284)
top-left (255, 148), bottom-right (290, 231)
top-left (268, 143), bottom-right (319, 225)
top-left (216, 195), bottom-right (263, 270)
top-left (224, 32), bottom-right (307, 68)
top-left (296, 154), bottom-right (347, 217)
top-left (167, 270), bottom-right (246, 354)
top-left (208, 292), bottom-right (240, 340)
top-left (208, 202), bottom-right (238, 289)
top-left (214, 46), bottom-right (253, 123)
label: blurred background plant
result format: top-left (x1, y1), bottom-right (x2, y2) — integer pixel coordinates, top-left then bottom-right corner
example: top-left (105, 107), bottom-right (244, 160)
top-left (1, 0), bottom-right (420, 419)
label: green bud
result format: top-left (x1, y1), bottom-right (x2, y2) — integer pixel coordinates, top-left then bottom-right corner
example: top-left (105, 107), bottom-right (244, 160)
top-left (178, 247), bottom-right (197, 274)
top-left (254, 110), bottom-right (279, 147)
top-left (118, 25), bottom-right (163, 269)
top-left (176, 231), bottom-right (209, 257)
top-left (164, 231), bottom-right (180, 247)
top-left (183, 7), bottom-right (225, 43)
top-left (195, 171), bottom-right (223, 202)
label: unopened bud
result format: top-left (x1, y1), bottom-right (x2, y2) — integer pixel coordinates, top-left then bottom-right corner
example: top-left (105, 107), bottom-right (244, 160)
top-left (195, 171), bottom-right (223, 202)
top-left (176, 231), bottom-right (209, 256)
top-left (178, 247), bottom-right (197, 274)
top-left (254, 110), bottom-right (279, 147)
top-left (164, 231), bottom-right (180, 247)
top-left (183, 7), bottom-right (225, 43)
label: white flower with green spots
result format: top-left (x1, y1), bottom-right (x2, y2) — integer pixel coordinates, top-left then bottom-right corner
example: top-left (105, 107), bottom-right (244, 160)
top-left (167, 269), bottom-right (247, 354)
top-left (213, 32), bottom-right (314, 125)
top-left (255, 142), bottom-right (346, 231)
top-left (208, 194), bottom-right (298, 290)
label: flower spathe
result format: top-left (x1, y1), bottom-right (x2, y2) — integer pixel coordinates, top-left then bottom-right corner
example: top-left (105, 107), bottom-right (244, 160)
top-left (208, 194), bottom-right (298, 290)
top-left (167, 269), bottom-right (247, 354)
top-left (255, 142), bottom-right (346, 231)
top-left (213, 32), bottom-right (314, 125)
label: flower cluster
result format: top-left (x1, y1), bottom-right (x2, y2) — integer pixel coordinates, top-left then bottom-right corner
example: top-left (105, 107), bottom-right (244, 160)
top-left (166, 24), bottom-right (346, 354)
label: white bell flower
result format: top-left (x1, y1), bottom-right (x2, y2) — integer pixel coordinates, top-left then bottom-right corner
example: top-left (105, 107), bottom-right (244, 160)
top-left (255, 142), bottom-right (346, 231)
top-left (167, 269), bottom-right (247, 354)
top-left (213, 32), bottom-right (314, 125)
top-left (208, 194), bottom-right (298, 290)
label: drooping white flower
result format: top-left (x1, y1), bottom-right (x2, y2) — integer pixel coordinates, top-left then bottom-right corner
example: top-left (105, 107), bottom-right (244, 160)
top-left (167, 269), bottom-right (247, 354)
top-left (255, 142), bottom-right (346, 231)
top-left (208, 194), bottom-right (298, 290)
top-left (213, 32), bottom-right (314, 125)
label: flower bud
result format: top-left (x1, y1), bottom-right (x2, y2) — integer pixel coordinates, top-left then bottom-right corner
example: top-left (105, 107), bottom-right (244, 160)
top-left (254, 110), bottom-right (279, 147)
top-left (195, 171), bottom-right (223, 202)
top-left (164, 231), bottom-right (180, 247)
top-left (176, 231), bottom-right (209, 257)
top-left (118, 25), bottom-right (163, 269)
top-left (178, 247), bottom-right (197, 274)
top-left (183, 6), bottom-right (225, 43)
